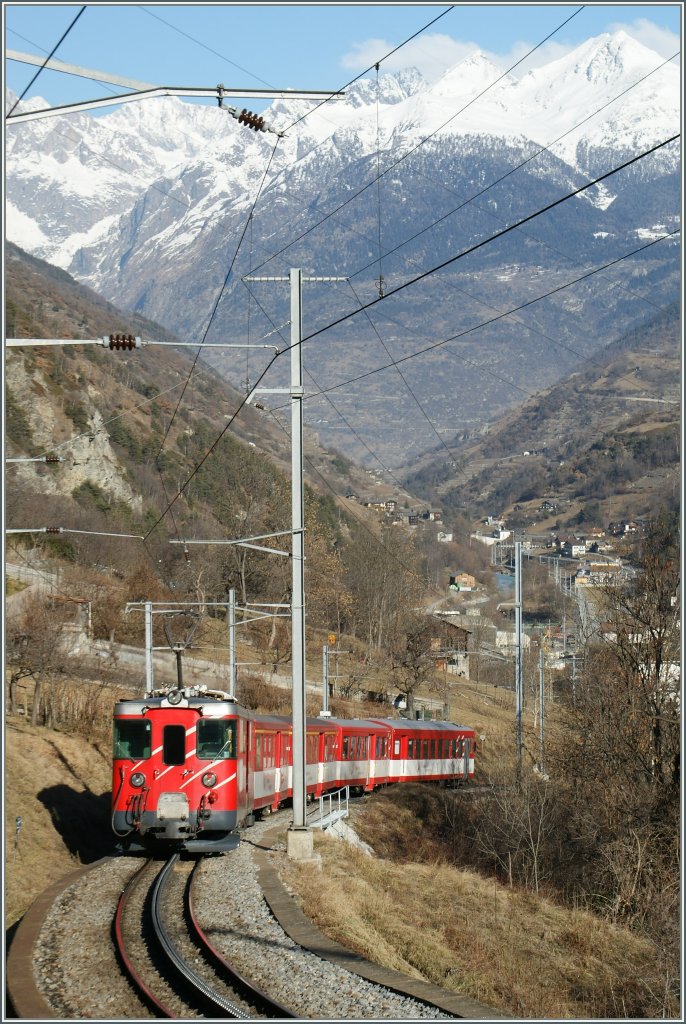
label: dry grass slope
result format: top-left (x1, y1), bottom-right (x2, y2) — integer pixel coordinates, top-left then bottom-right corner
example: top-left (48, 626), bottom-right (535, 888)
top-left (283, 822), bottom-right (667, 1019)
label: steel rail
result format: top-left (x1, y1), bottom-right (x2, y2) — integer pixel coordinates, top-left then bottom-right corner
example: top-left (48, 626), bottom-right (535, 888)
top-left (151, 855), bottom-right (252, 1018)
top-left (113, 858), bottom-right (175, 1017)
top-left (187, 861), bottom-right (298, 1019)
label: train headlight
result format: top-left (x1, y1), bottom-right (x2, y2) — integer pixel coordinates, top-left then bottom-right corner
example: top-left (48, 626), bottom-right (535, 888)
top-left (130, 772), bottom-right (146, 788)
top-left (167, 690), bottom-right (183, 705)
top-left (201, 772), bottom-right (217, 788)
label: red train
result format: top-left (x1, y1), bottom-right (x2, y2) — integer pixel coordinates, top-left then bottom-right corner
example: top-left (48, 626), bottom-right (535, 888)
top-left (112, 684), bottom-right (476, 853)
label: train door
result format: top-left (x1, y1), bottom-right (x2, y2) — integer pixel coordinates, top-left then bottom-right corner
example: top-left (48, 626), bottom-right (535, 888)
top-left (306, 732), bottom-right (318, 796)
top-left (246, 719), bottom-right (255, 809)
top-left (236, 717), bottom-right (247, 811)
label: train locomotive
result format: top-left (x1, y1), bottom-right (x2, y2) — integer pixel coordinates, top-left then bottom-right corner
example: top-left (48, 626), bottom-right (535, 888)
top-left (112, 684), bottom-right (476, 854)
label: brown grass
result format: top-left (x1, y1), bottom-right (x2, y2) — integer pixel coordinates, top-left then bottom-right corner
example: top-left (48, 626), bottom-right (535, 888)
top-left (4, 712), bottom-right (113, 928)
top-left (282, 829), bottom-right (671, 1018)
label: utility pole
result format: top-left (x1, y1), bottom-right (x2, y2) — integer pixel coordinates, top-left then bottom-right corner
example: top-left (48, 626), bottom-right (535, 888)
top-left (514, 540), bottom-right (523, 781)
top-left (539, 645), bottom-right (545, 775)
top-left (228, 588), bottom-right (236, 699)
top-left (145, 600), bottom-right (154, 696)
top-left (321, 644), bottom-right (331, 717)
top-left (289, 268), bottom-right (309, 858)
top-left (246, 269), bottom-right (345, 861)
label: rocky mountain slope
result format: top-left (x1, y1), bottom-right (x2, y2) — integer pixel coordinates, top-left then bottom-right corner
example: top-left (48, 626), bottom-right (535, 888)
top-left (5, 242), bottom-right (400, 578)
top-left (6, 32), bottom-right (680, 466)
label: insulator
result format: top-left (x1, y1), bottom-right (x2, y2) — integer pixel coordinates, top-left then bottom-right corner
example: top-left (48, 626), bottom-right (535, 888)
top-left (107, 333), bottom-right (141, 351)
top-left (45, 527), bottom-right (62, 534)
top-left (45, 455), bottom-right (61, 463)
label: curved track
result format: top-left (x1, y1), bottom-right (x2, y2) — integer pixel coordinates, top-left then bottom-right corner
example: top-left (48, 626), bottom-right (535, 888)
top-left (116, 854), bottom-right (297, 1018)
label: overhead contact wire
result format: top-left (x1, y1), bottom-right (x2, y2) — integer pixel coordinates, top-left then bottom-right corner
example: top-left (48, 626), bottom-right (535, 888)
top-left (155, 136), bottom-right (282, 456)
top-left (300, 231), bottom-right (681, 401)
top-left (6, 6), bottom-right (86, 117)
top-left (300, 134), bottom-right (680, 346)
top-left (250, 5), bottom-right (586, 274)
top-left (149, 140), bottom-right (678, 536)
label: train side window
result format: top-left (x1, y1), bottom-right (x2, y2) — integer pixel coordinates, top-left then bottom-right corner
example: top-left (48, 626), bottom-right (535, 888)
top-left (307, 734), bottom-right (317, 762)
top-left (113, 719), bottom-right (151, 760)
top-left (163, 724), bottom-right (186, 765)
top-left (394, 739), bottom-right (400, 756)
top-left (407, 738), bottom-right (414, 757)
top-left (422, 739), bottom-right (429, 758)
top-left (197, 720), bottom-right (235, 760)
top-left (343, 736), bottom-right (349, 759)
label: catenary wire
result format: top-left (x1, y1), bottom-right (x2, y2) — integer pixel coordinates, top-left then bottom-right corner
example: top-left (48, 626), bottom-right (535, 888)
top-left (6, 6), bottom-right (86, 117)
top-left (221, 44), bottom-right (678, 369)
top-left (144, 223), bottom-right (678, 542)
top-left (146, 132), bottom-right (679, 532)
top-left (345, 280), bottom-right (469, 477)
top-left (296, 231), bottom-right (680, 403)
top-left (300, 134), bottom-right (680, 347)
top-left (248, 5), bottom-right (586, 275)
top-left (350, 50), bottom-right (680, 285)
top-left (154, 137), bottom-right (283, 456)
top-left (284, 5), bottom-right (457, 132)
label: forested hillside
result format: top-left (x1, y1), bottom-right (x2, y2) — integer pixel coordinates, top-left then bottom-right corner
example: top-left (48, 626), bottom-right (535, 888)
top-left (5, 242), bottom-right (471, 676)
top-left (403, 302), bottom-right (680, 529)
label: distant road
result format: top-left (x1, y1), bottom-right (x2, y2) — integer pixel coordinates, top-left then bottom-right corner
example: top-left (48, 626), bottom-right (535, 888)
top-left (622, 396), bottom-right (679, 405)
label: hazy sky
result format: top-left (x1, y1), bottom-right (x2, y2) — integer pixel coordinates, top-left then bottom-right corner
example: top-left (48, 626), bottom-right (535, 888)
top-left (4, 2), bottom-right (682, 112)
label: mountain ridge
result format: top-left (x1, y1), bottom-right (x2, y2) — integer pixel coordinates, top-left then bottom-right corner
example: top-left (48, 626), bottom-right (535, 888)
top-left (5, 30), bottom-right (680, 467)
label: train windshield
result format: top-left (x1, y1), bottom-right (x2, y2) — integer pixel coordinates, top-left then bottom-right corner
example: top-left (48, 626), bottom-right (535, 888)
top-left (113, 719), bottom-right (152, 760)
top-left (197, 719), bottom-right (236, 760)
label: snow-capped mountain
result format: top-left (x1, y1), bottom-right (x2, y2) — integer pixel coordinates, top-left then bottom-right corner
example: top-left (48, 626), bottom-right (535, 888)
top-left (5, 31), bottom-right (680, 466)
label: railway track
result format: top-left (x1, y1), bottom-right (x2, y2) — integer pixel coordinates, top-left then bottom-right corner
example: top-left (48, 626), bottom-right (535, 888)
top-left (8, 810), bottom-right (508, 1019)
top-left (115, 854), bottom-right (297, 1018)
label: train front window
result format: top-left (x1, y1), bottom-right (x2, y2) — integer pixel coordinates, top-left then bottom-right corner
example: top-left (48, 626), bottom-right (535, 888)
top-left (197, 720), bottom-right (236, 760)
top-left (114, 719), bottom-right (151, 760)
top-left (163, 724), bottom-right (186, 765)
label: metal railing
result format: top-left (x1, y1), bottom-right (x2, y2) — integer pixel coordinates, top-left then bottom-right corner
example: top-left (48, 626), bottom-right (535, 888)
top-left (307, 786), bottom-right (349, 830)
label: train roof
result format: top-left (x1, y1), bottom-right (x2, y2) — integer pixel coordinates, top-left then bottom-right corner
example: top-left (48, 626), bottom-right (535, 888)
top-left (369, 718), bottom-right (475, 732)
top-left (114, 696), bottom-right (238, 716)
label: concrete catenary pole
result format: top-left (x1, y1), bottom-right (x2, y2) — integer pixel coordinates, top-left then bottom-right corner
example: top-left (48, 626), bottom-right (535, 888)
top-left (228, 588), bottom-right (236, 699)
top-left (515, 541), bottom-right (523, 778)
top-left (539, 644), bottom-right (545, 774)
top-left (322, 644), bottom-right (330, 717)
top-left (145, 600), bottom-right (154, 696)
top-left (287, 268), bottom-right (313, 860)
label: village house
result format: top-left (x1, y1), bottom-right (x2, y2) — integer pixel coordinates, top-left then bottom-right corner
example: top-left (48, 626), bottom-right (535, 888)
top-left (449, 572), bottom-right (476, 591)
top-left (575, 561), bottom-right (623, 586)
top-left (426, 615), bottom-right (471, 678)
top-left (561, 536), bottom-right (587, 558)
